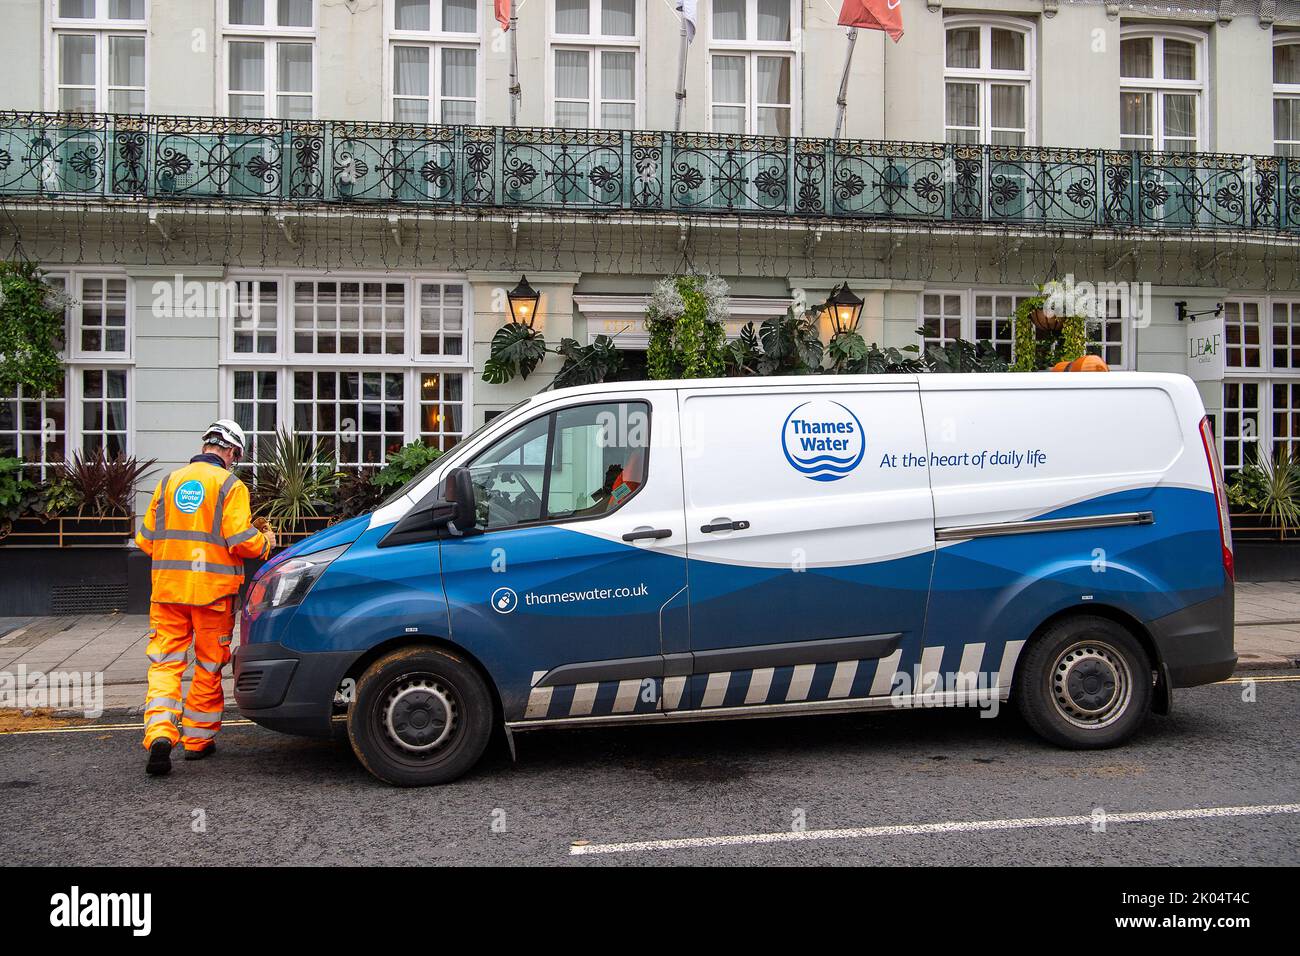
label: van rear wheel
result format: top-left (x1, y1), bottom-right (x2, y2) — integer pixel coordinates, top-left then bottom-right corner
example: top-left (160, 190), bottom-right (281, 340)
top-left (1016, 615), bottom-right (1152, 749)
top-left (347, 645), bottom-right (494, 786)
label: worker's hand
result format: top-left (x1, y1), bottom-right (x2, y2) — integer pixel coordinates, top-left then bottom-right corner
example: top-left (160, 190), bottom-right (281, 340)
top-left (263, 527), bottom-right (278, 551)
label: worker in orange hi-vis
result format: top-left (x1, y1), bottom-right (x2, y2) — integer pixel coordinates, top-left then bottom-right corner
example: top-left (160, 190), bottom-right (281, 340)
top-left (135, 420), bottom-right (276, 777)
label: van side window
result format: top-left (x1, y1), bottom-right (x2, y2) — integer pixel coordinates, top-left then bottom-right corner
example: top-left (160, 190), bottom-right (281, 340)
top-left (464, 401), bottom-right (650, 531)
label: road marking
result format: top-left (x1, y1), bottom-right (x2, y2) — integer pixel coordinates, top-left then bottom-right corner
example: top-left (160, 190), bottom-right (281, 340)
top-left (1217, 675), bottom-right (1300, 683)
top-left (569, 803), bottom-right (1300, 856)
top-left (0, 719), bottom-right (255, 736)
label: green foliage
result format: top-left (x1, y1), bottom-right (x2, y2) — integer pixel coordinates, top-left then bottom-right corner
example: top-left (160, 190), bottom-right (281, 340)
top-left (826, 332), bottom-right (926, 375)
top-left (332, 468), bottom-right (386, 518)
top-left (51, 452), bottom-right (156, 516)
top-left (551, 335), bottom-right (624, 389)
top-left (919, 331), bottom-right (1011, 373)
top-left (646, 274), bottom-right (728, 380)
top-left (0, 261), bottom-right (66, 395)
top-left (37, 473), bottom-right (84, 518)
top-left (1227, 445), bottom-right (1300, 536)
top-left (1011, 294), bottom-right (1088, 371)
top-left (483, 321), bottom-right (548, 384)
top-left (252, 428), bottom-right (343, 524)
top-left (0, 457), bottom-right (40, 525)
top-left (756, 307), bottom-right (824, 375)
top-left (372, 440), bottom-right (443, 491)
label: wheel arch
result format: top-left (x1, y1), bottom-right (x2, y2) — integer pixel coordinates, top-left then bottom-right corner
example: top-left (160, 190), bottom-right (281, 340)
top-left (338, 633), bottom-right (504, 726)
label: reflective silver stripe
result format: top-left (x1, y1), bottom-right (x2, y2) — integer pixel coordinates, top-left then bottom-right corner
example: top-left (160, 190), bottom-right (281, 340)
top-left (183, 708), bottom-right (223, 722)
top-left (181, 725), bottom-right (217, 739)
top-left (196, 659), bottom-right (224, 673)
top-left (934, 511), bottom-right (1154, 542)
top-left (153, 473), bottom-right (172, 535)
top-left (149, 529), bottom-right (227, 545)
top-left (147, 650), bottom-right (188, 664)
top-left (146, 696), bottom-right (183, 711)
top-left (226, 526), bottom-right (259, 547)
top-left (138, 525), bottom-right (159, 541)
top-left (211, 473), bottom-right (239, 542)
top-left (146, 711), bottom-right (178, 727)
top-left (149, 559), bottom-right (243, 575)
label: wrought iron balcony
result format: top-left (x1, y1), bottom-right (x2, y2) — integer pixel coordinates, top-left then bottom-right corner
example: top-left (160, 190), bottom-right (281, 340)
top-left (1, 110), bottom-right (1297, 234)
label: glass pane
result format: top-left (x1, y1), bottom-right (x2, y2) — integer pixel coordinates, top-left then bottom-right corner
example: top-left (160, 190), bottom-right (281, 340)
top-left (1120, 91), bottom-right (1151, 137)
top-left (1163, 39), bottom-right (1195, 81)
top-left (1120, 37), bottom-right (1152, 79)
top-left (601, 0), bottom-right (635, 36)
top-left (1163, 93), bottom-right (1196, 139)
top-left (278, 43), bottom-right (312, 94)
top-left (556, 49), bottom-right (589, 98)
top-left (441, 99), bottom-right (475, 124)
top-left (756, 106), bottom-right (789, 136)
top-left (1277, 43), bottom-right (1300, 86)
top-left (394, 46), bottom-right (429, 96)
top-left (109, 35), bottom-right (145, 87)
top-left (230, 41), bottom-right (265, 92)
top-left (712, 105), bottom-right (745, 133)
top-left (60, 0), bottom-right (95, 17)
top-left (945, 82), bottom-right (978, 128)
top-left (755, 56), bottom-right (790, 106)
top-left (60, 88), bottom-right (95, 111)
top-left (601, 50), bottom-right (634, 100)
top-left (556, 0), bottom-right (589, 34)
top-left (469, 414), bottom-right (551, 529)
top-left (713, 0), bottom-right (745, 41)
top-left (108, 89), bottom-right (145, 113)
top-left (1276, 98), bottom-right (1300, 147)
top-left (990, 84), bottom-right (1024, 130)
top-left (601, 101), bottom-right (634, 129)
top-left (442, 48), bottom-right (475, 97)
top-left (60, 34), bottom-right (96, 86)
top-left (395, 0), bottom-right (431, 30)
top-left (712, 54), bottom-right (744, 103)
top-left (278, 94), bottom-right (312, 119)
top-left (990, 29), bottom-right (1024, 71)
top-left (545, 403), bottom-right (648, 519)
top-left (230, 93), bottom-right (266, 117)
top-left (397, 97), bottom-right (430, 123)
top-left (229, 0), bottom-right (266, 26)
top-left (109, 0), bottom-right (145, 19)
top-left (443, 0), bottom-right (476, 33)
top-left (946, 27), bottom-right (979, 69)
top-left (279, 0), bottom-right (312, 27)
top-left (756, 0), bottom-right (789, 41)
top-left (556, 101), bottom-right (589, 127)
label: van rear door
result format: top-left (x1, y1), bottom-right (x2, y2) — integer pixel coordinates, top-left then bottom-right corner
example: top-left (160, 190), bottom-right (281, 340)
top-left (677, 382), bottom-right (935, 710)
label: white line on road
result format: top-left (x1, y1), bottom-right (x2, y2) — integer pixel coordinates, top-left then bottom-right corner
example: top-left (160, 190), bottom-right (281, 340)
top-left (569, 803), bottom-right (1300, 856)
top-left (0, 719), bottom-right (255, 736)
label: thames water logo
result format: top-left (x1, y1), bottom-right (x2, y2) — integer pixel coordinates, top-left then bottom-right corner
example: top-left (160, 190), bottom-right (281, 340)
top-left (490, 587), bottom-right (518, 614)
top-left (173, 480), bottom-right (206, 514)
top-left (781, 400), bottom-right (866, 482)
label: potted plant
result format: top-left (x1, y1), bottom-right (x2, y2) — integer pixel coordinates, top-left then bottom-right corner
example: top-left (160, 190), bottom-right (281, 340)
top-left (251, 428), bottom-right (343, 541)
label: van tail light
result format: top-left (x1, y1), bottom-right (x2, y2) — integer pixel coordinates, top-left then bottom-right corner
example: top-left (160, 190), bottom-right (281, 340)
top-left (1199, 415), bottom-right (1234, 582)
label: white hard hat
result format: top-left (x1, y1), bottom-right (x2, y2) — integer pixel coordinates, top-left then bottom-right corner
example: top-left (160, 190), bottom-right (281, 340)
top-left (202, 418), bottom-right (247, 453)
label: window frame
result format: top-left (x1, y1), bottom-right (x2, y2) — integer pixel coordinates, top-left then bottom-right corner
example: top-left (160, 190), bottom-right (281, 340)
top-left (546, 0), bottom-right (644, 129)
top-left (918, 288), bottom-right (1040, 365)
top-left (941, 15), bottom-right (1035, 147)
top-left (221, 0), bottom-right (316, 34)
top-left (706, 0), bottom-right (799, 136)
top-left (222, 2), bottom-right (317, 120)
top-left (1275, 36), bottom-right (1300, 157)
top-left (463, 398), bottom-right (652, 535)
top-left (68, 272), bottom-right (133, 362)
top-left (1119, 26), bottom-right (1207, 153)
top-left (48, 0), bottom-right (148, 114)
top-left (1220, 295), bottom-right (1300, 474)
top-left (386, 0), bottom-right (485, 124)
top-left (0, 381), bottom-right (69, 480)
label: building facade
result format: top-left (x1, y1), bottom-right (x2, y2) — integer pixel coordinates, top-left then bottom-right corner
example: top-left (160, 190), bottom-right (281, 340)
top-left (1, 0), bottom-right (1298, 514)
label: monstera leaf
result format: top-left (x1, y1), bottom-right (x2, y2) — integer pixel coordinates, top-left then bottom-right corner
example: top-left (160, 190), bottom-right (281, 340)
top-left (483, 322), bottom-right (548, 384)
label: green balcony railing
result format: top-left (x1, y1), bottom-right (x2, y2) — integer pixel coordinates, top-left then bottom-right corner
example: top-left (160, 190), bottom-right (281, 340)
top-left (1, 111), bottom-right (1296, 233)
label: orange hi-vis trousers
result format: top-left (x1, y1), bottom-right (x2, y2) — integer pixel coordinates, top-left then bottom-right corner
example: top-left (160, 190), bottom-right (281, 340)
top-left (142, 598), bottom-right (234, 752)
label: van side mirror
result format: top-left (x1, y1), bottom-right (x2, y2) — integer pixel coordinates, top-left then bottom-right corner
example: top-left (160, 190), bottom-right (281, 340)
top-left (379, 466), bottom-right (480, 548)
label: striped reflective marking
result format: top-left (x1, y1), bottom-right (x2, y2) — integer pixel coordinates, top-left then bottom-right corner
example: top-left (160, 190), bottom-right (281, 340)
top-left (183, 708), bottom-right (223, 722)
top-left (182, 726), bottom-right (217, 739)
top-left (662, 675), bottom-right (687, 711)
top-left (211, 473), bottom-right (239, 538)
top-left (919, 646), bottom-right (945, 694)
top-left (196, 659), bottom-right (224, 674)
top-left (612, 679), bottom-right (642, 714)
top-left (701, 672), bottom-right (731, 708)
top-left (569, 682), bottom-right (600, 716)
top-left (150, 560), bottom-right (243, 576)
top-left (147, 650), bottom-right (187, 664)
top-left (744, 667), bottom-right (775, 705)
top-left (785, 663), bottom-right (816, 702)
top-left (828, 660), bottom-right (858, 699)
top-left (146, 712), bottom-right (177, 727)
top-left (227, 526), bottom-right (259, 547)
top-left (958, 643), bottom-right (986, 678)
top-left (524, 671), bottom-right (553, 719)
top-left (996, 640), bottom-right (1026, 689)
top-left (870, 649), bottom-right (902, 696)
top-left (145, 697), bottom-right (182, 711)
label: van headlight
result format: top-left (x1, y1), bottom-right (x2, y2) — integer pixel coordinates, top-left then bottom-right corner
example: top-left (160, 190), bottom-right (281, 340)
top-left (245, 545), bottom-right (349, 617)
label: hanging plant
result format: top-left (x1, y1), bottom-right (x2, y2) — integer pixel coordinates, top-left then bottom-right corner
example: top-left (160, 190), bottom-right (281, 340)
top-left (1012, 293), bottom-right (1087, 372)
top-left (482, 321), bottom-right (549, 384)
top-left (645, 274), bottom-right (729, 380)
top-left (0, 261), bottom-right (67, 395)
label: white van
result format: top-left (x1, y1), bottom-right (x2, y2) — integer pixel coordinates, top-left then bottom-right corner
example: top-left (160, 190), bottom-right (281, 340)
top-left (235, 373), bottom-right (1236, 786)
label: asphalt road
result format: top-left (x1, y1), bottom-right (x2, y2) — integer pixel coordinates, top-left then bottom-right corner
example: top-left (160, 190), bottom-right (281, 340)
top-left (2, 674), bottom-right (1297, 866)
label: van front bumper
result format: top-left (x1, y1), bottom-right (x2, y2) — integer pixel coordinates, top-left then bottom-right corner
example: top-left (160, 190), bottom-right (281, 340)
top-left (1148, 584), bottom-right (1237, 687)
top-left (233, 641), bottom-right (358, 738)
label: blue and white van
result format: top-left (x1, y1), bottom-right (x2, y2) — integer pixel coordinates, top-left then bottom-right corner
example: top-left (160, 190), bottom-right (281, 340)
top-left (235, 373), bottom-right (1236, 786)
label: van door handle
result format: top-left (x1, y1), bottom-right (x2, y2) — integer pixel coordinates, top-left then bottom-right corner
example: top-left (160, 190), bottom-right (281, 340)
top-left (701, 519), bottom-right (750, 533)
top-left (622, 528), bottom-right (672, 542)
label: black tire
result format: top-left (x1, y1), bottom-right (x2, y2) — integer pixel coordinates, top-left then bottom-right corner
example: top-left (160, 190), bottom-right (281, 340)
top-left (347, 645), bottom-right (494, 786)
top-left (1015, 615), bottom-right (1153, 749)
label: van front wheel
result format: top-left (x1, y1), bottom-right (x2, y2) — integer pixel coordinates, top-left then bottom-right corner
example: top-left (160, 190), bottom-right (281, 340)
top-left (348, 646), bottom-right (494, 786)
top-left (1016, 616), bottom-right (1152, 749)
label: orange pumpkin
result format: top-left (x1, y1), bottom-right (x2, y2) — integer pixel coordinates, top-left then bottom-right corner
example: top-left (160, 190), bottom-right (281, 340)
top-left (1051, 355), bottom-right (1109, 372)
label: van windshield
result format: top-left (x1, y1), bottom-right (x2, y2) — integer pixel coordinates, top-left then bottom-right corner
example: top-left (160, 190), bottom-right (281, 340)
top-left (379, 401), bottom-right (528, 508)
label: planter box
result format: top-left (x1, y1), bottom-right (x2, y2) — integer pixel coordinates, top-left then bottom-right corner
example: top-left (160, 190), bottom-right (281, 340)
top-left (1233, 539), bottom-right (1300, 583)
top-left (0, 512), bottom-right (135, 547)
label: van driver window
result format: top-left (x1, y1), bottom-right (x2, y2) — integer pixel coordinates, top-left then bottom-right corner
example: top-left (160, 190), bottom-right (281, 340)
top-left (465, 401), bottom-right (649, 531)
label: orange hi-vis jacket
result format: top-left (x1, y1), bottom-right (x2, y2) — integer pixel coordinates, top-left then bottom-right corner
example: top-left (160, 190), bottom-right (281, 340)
top-left (135, 457), bottom-right (271, 606)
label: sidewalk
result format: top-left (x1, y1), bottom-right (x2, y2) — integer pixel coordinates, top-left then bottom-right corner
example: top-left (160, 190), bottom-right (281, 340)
top-left (1, 583), bottom-right (1297, 718)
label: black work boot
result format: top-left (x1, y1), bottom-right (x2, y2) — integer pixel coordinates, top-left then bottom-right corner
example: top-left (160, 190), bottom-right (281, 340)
top-left (145, 739), bottom-right (173, 776)
top-left (184, 742), bottom-right (216, 761)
